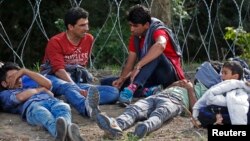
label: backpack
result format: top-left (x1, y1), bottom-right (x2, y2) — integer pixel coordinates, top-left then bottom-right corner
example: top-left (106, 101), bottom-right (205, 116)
top-left (194, 61), bottom-right (223, 89)
top-left (194, 57), bottom-right (250, 88)
top-left (40, 61), bottom-right (94, 83)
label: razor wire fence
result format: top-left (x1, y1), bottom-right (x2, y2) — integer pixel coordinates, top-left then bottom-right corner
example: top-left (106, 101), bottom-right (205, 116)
top-left (0, 0), bottom-right (249, 71)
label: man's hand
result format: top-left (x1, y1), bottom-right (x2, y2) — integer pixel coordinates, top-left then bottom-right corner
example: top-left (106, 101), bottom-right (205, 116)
top-left (170, 79), bottom-right (193, 90)
top-left (182, 80), bottom-right (194, 90)
top-left (8, 68), bottom-right (26, 88)
top-left (36, 87), bottom-right (54, 97)
top-left (42, 88), bottom-right (54, 97)
top-left (80, 89), bottom-right (88, 97)
top-left (112, 78), bottom-right (125, 89)
top-left (190, 117), bottom-right (202, 128)
top-left (16, 87), bottom-right (54, 102)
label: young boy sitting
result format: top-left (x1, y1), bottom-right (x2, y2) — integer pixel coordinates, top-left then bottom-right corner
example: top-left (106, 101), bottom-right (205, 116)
top-left (193, 61), bottom-right (250, 126)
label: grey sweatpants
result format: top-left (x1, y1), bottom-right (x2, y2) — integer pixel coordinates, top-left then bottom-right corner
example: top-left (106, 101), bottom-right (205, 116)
top-left (116, 94), bottom-right (183, 133)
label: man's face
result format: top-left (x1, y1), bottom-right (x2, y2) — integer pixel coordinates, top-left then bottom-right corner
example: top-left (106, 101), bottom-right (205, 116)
top-left (221, 67), bottom-right (239, 80)
top-left (71, 18), bottom-right (89, 38)
top-left (1, 70), bottom-right (22, 89)
top-left (129, 22), bottom-right (149, 37)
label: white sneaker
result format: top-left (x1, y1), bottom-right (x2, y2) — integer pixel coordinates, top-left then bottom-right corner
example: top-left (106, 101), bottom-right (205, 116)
top-left (85, 86), bottom-right (100, 120)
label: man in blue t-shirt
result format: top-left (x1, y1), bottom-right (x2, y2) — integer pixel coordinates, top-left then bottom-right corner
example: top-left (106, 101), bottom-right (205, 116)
top-left (0, 62), bottom-right (99, 141)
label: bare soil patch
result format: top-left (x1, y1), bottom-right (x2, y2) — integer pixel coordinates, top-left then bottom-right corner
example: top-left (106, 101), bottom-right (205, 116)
top-left (0, 104), bottom-right (207, 141)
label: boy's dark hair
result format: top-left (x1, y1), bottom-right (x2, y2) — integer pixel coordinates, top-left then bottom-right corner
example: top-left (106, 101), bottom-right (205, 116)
top-left (223, 61), bottom-right (243, 80)
top-left (127, 4), bottom-right (151, 25)
top-left (210, 60), bottom-right (223, 73)
top-left (0, 62), bottom-right (20, 90)
top-left (64, 7), bottom-right (89, 29)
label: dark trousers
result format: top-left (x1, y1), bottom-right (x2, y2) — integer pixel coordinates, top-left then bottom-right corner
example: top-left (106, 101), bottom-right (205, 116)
top-left (100, 54), bottom-right (178, 94)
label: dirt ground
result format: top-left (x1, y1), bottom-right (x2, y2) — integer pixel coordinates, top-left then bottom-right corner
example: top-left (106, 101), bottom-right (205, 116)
top-left (0, 71), bottom-right (208, 141)
top-left (0, 103), bottom-right (207, 141)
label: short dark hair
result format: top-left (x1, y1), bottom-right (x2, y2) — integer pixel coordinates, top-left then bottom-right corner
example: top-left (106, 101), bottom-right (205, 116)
top-left (223, 61), bottom-right (243, 80)
top-left (127, 4), bottom-right (151, 25)
top-left (0, 62), bottom-right (20, 90)
top-left (64, 7), bottom-right (89, 29)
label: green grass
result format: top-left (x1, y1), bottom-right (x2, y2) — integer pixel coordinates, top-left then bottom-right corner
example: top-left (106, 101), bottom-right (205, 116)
top-left (182, 62), bottom-right (202, 72)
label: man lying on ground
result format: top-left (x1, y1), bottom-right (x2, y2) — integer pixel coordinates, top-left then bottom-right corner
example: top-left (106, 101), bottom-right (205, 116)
top-left (0, 62), bottom-right (101, 141)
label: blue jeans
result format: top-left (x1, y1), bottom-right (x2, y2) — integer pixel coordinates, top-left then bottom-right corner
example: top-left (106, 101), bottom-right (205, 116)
top-left (46, 75), bottom-right (119, 116)
top-left (101, 55), bottom-right (178, 90)
top-left (26, 98), bottom-right (71, 137)
top-left (115, 94), bottom-right (182, 132)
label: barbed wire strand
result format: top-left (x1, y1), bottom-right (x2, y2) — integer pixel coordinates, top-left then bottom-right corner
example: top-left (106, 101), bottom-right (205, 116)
top-left (1, 0), bottom-right (249, 71)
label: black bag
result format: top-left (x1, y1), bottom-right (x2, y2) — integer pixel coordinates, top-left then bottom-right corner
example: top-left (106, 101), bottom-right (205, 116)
top-left (40, 61), bottom-right (94, 83)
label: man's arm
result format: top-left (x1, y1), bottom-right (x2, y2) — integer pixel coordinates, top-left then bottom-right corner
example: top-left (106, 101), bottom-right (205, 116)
top-left (23, 69), bottom-right (51, 89)
top-left (0, 87), bottom-right (53, 111)
top-left (55, 69), bottom-right (74, 83)
top-left (120, 52), bottom-right (137, 78)
top-left (135, 36), bottom-right (166, 69)
top-left (168, 79), bottom-right (197, 111)
top-left (16, 87), bottom-right (52, 102)
top-left (186, 84), bottom-right (197, 111)
top-left (112, 52), bottom-right (137, 88)
top-left (9, 68), bottom-right (51, 90)
top-left (45, 39), bottom-right (74, 83)
top-left (129, 36), bottom-right (166, 82)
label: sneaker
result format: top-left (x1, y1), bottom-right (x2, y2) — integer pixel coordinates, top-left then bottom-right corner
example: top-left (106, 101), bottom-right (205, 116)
top-left (133, 122), bottom-right (148, 138)
top-left (67, 123), bottom-right (85, 141)
top-left (96, 113), bottom-right (123, 139)
top-left (144, 85), bottom-right (162, 97)
top-left (85, 86), bottom-right (100, 120)
top-left (118, 88), bottom-right (133, 105)
top-left (55, 117), bottom-right (67, 141)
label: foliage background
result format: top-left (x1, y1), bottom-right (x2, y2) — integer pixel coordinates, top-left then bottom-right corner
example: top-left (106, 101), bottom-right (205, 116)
top-left (0, 0), bottom-right (250, 69)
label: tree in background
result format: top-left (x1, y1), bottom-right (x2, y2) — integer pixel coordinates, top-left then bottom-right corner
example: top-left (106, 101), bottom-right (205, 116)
top-left (1, 0), bottom-right (250, 69)
top-left (151, 0), bottom-right (172, 25)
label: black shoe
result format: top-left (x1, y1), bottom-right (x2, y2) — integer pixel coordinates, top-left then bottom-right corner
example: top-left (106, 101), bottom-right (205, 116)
top-left (55, 117), bottom-right (67, 141)
top-left (133, 122), bottom-right (148, 138)
top-left (67, 123), bottom-right (85, 141)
